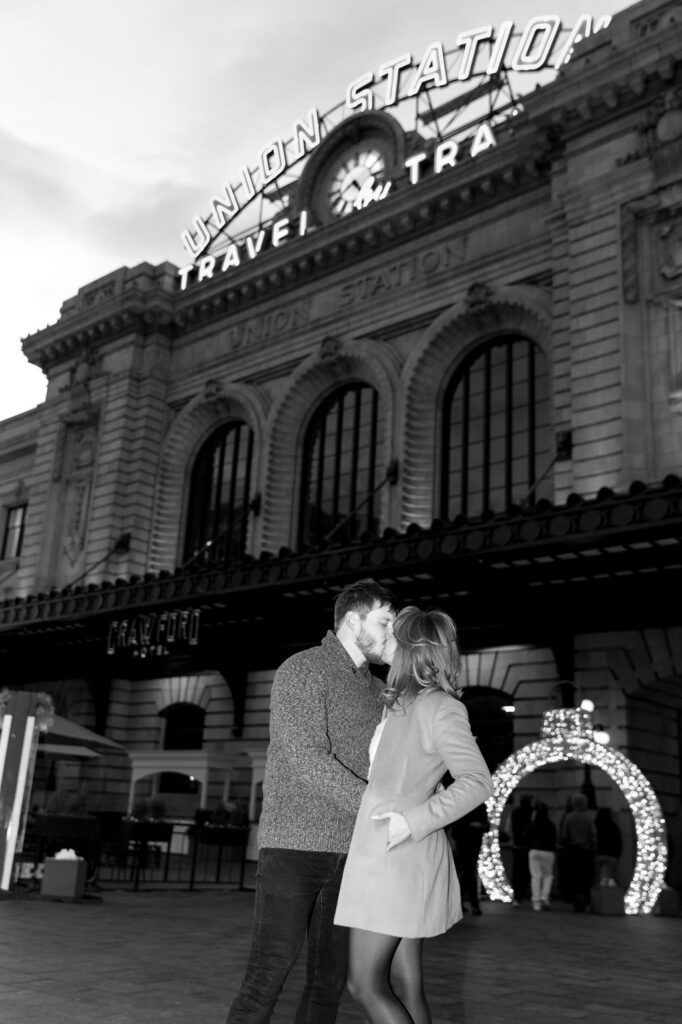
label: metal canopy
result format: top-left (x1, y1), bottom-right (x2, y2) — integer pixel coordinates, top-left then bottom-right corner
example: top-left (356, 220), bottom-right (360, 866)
top-left (0, 475), bottom-right (680, 667)
top-left (41, 715), bottom-right (128, 753)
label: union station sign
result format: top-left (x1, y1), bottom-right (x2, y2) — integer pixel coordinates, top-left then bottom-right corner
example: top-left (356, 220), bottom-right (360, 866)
top-left (178, 14), bottom-right (612, 291)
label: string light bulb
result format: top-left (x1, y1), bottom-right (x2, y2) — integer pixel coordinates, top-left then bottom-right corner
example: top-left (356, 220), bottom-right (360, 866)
top-left (478, 708), bottom-right (667, 915)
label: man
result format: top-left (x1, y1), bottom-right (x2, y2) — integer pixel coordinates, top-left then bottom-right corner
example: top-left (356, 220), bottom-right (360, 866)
top-left (227, 577), bottom-right (396, 1024)
top-left (560, 792), bottom-right (597, 911)
top-left (449, 801), bottom-right (489, 915)
top-left (510, 792), bottom-right (534, 906)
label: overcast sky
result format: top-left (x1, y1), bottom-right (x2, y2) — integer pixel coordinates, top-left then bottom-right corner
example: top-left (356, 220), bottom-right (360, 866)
top-left (0, 0), bottom-right (632, 419)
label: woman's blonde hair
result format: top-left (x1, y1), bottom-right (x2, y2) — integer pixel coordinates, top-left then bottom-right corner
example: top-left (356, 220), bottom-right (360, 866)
top-left (384, 606), bottom-right (462, 708)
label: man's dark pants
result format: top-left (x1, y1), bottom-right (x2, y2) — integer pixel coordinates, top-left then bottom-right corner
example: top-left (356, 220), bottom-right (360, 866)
top-left (227, 847), bottom-right (349, 1024)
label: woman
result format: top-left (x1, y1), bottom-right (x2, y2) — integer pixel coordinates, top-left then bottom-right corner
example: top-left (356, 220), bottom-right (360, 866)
top-left (334, 606), bottom-right (494, 1024)
top-left (524, 802), bottom-right (557, 911)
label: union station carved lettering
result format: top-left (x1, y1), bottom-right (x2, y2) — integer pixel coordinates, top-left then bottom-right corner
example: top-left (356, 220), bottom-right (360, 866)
top-left (106, 608), bottom-right (201, 658)
top-left (221, 298), bottom-right (313, 352)
top-left (337, 240), bottom-right (466, 308)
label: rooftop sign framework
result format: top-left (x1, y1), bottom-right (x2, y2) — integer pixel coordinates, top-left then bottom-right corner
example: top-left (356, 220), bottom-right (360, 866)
top-left (178, 14), bottom-right (612, 290)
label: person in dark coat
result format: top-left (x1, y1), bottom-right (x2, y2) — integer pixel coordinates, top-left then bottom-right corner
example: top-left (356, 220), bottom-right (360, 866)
top-left (449, 803), bottom-right (490, 915)
top-left (595, 807), bottom-right (622, 884)
top-left (510, 793), bottom-right (534, 905)
top-left (559, 793), bottom-right (597, 911)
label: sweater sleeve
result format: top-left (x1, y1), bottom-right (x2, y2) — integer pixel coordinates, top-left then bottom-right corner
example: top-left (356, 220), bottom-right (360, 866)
top-left (270, 655), bottom-right (368, 816)
top-left (402, 698), bottom-right (494, 843)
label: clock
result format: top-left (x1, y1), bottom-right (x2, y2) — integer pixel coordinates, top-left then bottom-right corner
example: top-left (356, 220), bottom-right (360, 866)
top-left (326, 145), bottom-right (387, 218)
top-left (294, 112), bottom-right (404, 226)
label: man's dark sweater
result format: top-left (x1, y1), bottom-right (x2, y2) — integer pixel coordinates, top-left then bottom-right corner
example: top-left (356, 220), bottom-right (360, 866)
top-left (258, 631), bottom-right (384, 853)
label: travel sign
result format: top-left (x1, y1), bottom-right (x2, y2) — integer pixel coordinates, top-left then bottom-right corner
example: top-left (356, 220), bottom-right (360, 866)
top-left (178, 13), bottom-right (611, 292)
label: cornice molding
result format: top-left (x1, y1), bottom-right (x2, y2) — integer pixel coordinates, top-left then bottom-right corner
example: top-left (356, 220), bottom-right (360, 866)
top-left (22, 138), bottom-right (554, 374)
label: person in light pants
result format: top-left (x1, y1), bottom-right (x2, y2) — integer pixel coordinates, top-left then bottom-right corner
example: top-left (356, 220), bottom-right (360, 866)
top-left (525, 803), bottom-right (557, 911)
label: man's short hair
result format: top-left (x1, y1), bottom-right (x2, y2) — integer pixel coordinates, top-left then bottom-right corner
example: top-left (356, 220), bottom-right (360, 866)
top-left (333, 578), bottom-right (396, 629)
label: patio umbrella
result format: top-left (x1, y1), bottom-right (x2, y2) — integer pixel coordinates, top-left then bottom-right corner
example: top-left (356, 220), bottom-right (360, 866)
top-left (38, 743), bottom-right (101, 761)
top-left (39, 716), bottom-right (128, 755)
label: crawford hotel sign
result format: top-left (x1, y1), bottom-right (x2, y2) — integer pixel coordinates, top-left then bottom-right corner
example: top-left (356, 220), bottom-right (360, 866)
top-left (178, 14), bottom-right (612, 291)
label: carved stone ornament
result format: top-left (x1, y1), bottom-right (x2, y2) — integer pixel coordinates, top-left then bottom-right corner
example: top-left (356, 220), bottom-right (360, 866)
top-left (62, 478), bottom-right (92, 565)
top-left (61, 347), bottom-right (100, 412)
top-left (667, 296), bottom-right (682, 414)
top-left (620, 196), bottom-right (661, 304)
top-left (619, 87), bottom-right (682, 165)
top-left (659, 219), bottom-right (682, 281)
top-left (465, 282), bottom-right (495, 316)
top-left (203, 378), bottom-right (225, 402)
top-left (320, 335), bottom-right (342, 361)
top-left (52, 410), bottom-right (100, 482)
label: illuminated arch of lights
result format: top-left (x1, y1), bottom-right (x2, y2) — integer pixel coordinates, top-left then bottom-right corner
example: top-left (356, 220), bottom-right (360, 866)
top-left (477, 709), bottom-right (667, 915)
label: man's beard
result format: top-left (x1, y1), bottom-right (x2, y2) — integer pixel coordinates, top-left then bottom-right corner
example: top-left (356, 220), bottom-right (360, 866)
top-left (356, 626), bottom-right (385, 664)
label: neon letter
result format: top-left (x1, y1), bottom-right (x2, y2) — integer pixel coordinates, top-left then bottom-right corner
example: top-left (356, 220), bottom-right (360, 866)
top-left (470, 122), bottom-right (497, 157)
top-left (197, 255), bottom-right (216, 282)
top-left (486, 21), bottom-right (515, 75)
top-left (510, 16), bottom-right (561, 72)
top-left (434, 139), bottom-right (459, 173)
top-left (245, 231), bottom-right (266, 260)
top-left (211, 184), bottom-right (239, 229)
top-left (260, 138), bottom-right (285, 185)
top-left (378, 53), bottom-right (412, 107)
top-left (221, 245), bottom-right (241, 270)
top-left (177, 265), bottom-right (194, 291)
top-left (180, 216), bottom-right (211, 258)
top-left (456, 26), bottom-right (493, 80)
top-left (347, 71), bottom-right (374, 112)
top-left (240, 166), bottom-right (256, 200)
top-left (552, 15), bottom-right (611, 67)
top-left (408, 42), bottom-right (447, 96)
top-left (292, 108), bottom-right (321, 158)
top-left (272, 217), bottom-right (290, 247)
top-left (404, 152), bottom-right (428, 185)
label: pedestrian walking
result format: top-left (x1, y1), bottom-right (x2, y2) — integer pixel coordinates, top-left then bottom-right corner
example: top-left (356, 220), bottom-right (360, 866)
top-left (524, 802), bottom-right (557, 911)
top-left (559, 793), bottom-right (596, 912)
top-left (510, 792), bottom-right (534, 905)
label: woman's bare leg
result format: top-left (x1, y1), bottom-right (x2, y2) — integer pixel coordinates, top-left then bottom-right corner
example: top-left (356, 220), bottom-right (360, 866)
top-left (391, 938), bottom-right (432, 1024)
top-left (347, 928), bottom-right (415, 1024)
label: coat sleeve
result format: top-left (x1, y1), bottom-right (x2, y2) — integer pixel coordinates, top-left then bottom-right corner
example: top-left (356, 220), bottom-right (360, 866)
top-left (270, 655), bottom-right (369, 815)
top-left (402, 698), bottom-right (494, 843)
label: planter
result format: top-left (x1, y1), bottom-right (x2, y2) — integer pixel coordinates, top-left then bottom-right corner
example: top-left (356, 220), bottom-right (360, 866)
top-left (41, 857), bottom-right (86, 899)
top-left (590, 884), bottom-right (624, 915)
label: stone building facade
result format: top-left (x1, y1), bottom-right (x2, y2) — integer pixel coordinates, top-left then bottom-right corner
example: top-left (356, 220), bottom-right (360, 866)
top-left (0, 0), bottom-right (681, 868)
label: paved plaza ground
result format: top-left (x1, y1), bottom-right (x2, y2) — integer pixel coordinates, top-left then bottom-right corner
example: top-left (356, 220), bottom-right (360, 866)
top-left (0, 876), bottom-right (679, 1024)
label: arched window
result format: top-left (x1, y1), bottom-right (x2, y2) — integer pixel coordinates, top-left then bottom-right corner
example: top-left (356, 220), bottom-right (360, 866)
top-left (442, 336), bottom-right (550, 519)
top-left (160, 702), bottom-right (205, 750)
top-left (459, 688), bottom-right (514, 771)
top-left (159, 703), bottom-right (204, 794)
top-left (184, 421), bottom-right (254, 563)
top-left (299, 384), bottom-right (382, 549)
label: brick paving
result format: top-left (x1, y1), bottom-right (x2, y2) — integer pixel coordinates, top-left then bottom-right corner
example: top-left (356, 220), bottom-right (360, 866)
top-left (0, 876), bottom-right (679, 1024)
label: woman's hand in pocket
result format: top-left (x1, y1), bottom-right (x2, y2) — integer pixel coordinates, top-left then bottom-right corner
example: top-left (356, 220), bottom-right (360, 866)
top-left (372, 810), bottom-right (411, 849)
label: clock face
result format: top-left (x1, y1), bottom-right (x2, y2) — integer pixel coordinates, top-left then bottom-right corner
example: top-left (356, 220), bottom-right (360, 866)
top-left (326, 145), bottom-right (387, 217)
